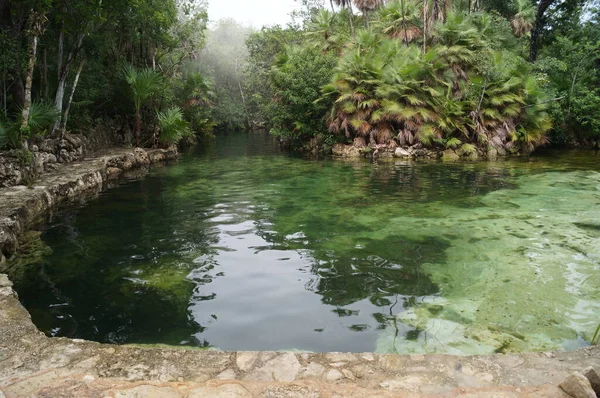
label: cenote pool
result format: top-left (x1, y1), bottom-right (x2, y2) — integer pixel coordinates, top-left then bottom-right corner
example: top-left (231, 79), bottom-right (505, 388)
top-left (7, 132), bottom-right (600, 354)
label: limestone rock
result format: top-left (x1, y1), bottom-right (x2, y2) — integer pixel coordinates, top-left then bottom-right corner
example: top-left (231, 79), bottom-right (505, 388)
top-left (300, 362), bottom-right (326, 378)
top-left (394, 147), bottom-right (413, 158)
top-left (442, 149), bottom-right (460, 160)
top-left (107, 167), bottom-right (122, 178)
top-left (325, 353), bottom-right (357, 363)
top-left (559, 372), bottom-right (596, 398)
top-left (332, 143), bottom-right (362, 158)
top-left (0, 157), bottom-right (23, 187)
top-left (39, 139), bottom-right (58, 153)
top-left (236, 352), bottom-right (257, 372)
top-left (583, 367), bottom-right (600, 396)
top-left (342, 369), bottom-right (355, 380)
top-left (133, 147), bottom-right (150, 166)
top-left (360, 353), bottom-right (375, 361)
top-left (115, 385), bottom-right (181, 398)
top-left (216, 368), bottom-right (237, 380)
top-left (0, 273), bottom-right (13, 287)
top-left (260, 385), bottom-right (321, 398)
top-left (325, 369), bottom-right (343, 381)
top-left (244, 352), bottom-right (300, 382)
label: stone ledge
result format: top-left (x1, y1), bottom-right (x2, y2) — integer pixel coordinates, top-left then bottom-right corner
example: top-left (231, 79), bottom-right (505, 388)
top-left (0, 146), bottom-right (177, 264)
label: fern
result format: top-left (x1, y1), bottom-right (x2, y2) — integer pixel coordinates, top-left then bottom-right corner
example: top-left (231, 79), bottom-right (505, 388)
top-left (458, 143), bottom-right (477, 156)
top-left (445, 137), bottom-right (462, 148)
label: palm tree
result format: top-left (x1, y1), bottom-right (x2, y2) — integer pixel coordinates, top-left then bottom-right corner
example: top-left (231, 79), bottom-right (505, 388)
top-left (375, 46), bottom-right (443, 145)
top-left (354, 0), bottom-right (385, 27)
top-left (335, 0), bottom-right (357, 34)
top-left (323, 35), bottom-right (391, 144)
top-left (306, 9), bottom-right (344, 52)
top-left (511, 0), bottom-right (535, 38)
top-left (376, 0), bottom-right (423, 44)
top-left (121, 65), bottom-right (163, 146)
top-left (1, 102), bottom-right (58, 149)
top-left (334, 0), bottom-right (353, 7)
top-left (429, 0), bottom-right (452, 24)
top-left (156, 106), bottom-right (192, 146)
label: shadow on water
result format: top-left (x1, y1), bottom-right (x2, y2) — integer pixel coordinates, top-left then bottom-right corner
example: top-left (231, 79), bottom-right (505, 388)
top-left (5, 131), bottom-right (600, 352)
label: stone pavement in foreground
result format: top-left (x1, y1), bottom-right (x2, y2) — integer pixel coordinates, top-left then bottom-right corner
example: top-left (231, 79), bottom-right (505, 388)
top-left (2, 276), bottom-right (599, 397)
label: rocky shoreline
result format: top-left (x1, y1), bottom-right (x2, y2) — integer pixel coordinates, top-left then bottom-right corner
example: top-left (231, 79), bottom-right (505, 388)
top-left (331, 141), bottom-right (526, 161)
top-left (1, 146), bottom-right (600, 397)
top-left (0, 146), bottom-right (177, 266)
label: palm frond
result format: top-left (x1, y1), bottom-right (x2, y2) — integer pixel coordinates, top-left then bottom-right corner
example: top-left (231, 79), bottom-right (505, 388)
top-left (157, 106), bottom-right (192, 145)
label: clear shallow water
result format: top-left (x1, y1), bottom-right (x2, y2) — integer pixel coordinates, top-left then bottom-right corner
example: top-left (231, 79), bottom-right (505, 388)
top-left (7, 132), bottom-right (600, 354)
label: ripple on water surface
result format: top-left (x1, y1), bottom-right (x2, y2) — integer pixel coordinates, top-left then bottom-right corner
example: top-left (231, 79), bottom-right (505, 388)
top-left (6, 132), bottom-right (600, 354)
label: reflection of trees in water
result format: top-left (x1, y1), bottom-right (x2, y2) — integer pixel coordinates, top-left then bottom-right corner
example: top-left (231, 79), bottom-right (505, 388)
top-left (302, 237), bottom-right (447, 334)
top-left (249, 157), bottom-right (521, 336)
top-left (10, 174), bottom-right (222, 346)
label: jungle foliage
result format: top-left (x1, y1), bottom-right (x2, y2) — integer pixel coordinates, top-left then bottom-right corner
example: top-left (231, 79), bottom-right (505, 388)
top-left (0, 0), bottom-right (213, 149)
top-left (245, 0), bottom-right (600, 151)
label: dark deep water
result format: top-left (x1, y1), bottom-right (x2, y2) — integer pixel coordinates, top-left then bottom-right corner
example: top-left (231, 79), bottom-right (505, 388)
top-left (7, 132), bottom-right (600, 354)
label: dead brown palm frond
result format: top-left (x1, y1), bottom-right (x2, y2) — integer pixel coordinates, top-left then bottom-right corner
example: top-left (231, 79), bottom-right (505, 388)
top-left (375, 122), bottom-right (395, 144)
top-left (388, 26), bottom-right (423, 43)
top-left (334, 0), bottom-right (353, 8)
top-left (511, 0), bottom-right (535, 37)
top-left (429, 0), bottom-right (451, 24)
top-left (354, 0), bottom-right (385, 12)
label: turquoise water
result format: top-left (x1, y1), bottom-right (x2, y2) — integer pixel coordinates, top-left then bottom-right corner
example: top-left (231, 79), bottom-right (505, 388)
top-left (7, 132), bottom-right (600, 354)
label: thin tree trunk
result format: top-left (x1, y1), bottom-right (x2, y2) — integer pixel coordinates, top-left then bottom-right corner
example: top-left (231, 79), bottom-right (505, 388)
top-left (348, 6), bottom-right (355, 36)
top-left (2, 71), bottom-right (6, 115)
top-left (57, 28), bottom-right (63, 81)
top-left (330, 0), bottom-right (335, 12)
top-left (21, 14), bottom-right (41, 149)
top-left (41, 47), bottom-right (48, 100)
top-left (60, 58), bottom-right (84, 139)
top-left (530, 0), bottom-right (556, 62)
top-left (423, 0), bottom-right (427, 52)
top-left (52, 33), bottom-right (84, 135)
top-left (135, 109), bottom-right (141, 146)
top-left (238, 80), bottom-right (250, 129)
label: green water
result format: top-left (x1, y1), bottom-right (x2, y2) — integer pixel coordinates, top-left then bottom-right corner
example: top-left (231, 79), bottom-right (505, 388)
top-left (6, 132), bottom-right (600, 354)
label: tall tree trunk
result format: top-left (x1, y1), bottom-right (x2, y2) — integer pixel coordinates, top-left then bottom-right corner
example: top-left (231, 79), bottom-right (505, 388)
top-left (348, 6), bottom-right (355, 36)
top-left (21, 12), bottom-right (42, 149)
top-left (238, 80), bottom-right (250, 129)
top-left (423, 0), bottom-right (427, 51)
top-left (60, 59), bottom-right (84, 139)
top-left (330, 0), bottom-right (335, 12)
top-left (57, 28), bottom-right (63, 81)
top-left (41, 47), bottom-right (48, 100)
top-left (530, 0), bottom-right (556, 62)
top-left (2, 71), bottom-right (5, 115)
top-left (1, 0), bottom-right (25, 112)
top-left (52, 33), bottom-right (84, 135)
